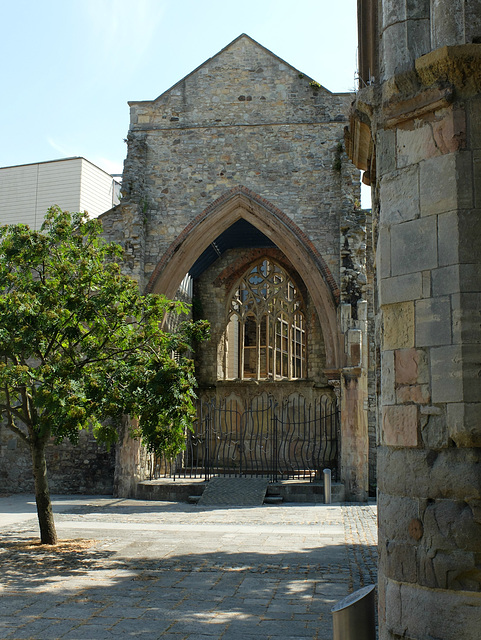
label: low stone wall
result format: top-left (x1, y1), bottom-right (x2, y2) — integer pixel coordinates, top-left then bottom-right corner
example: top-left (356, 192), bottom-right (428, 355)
top-left (0, 424), bottom-right (115, 495)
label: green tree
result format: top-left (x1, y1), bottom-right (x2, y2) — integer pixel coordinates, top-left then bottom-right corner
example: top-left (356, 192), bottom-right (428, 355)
top-left (0, 207), bottom-right (208, 545)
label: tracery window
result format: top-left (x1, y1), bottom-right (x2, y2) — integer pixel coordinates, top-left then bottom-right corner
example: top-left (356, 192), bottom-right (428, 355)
top-left (223, 259), bottom-right (306, 380)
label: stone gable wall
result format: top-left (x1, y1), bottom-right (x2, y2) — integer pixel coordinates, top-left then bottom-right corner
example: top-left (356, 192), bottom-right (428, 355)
top-left (114, 35), bottom-right (359, 291)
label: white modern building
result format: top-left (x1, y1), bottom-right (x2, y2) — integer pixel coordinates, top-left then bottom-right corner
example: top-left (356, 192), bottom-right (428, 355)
top-left (0, 157), bottom-right (121, 229)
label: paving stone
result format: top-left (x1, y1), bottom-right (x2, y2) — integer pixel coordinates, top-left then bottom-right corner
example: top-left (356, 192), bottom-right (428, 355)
top-left (0, 495), bottom-right (377, 640)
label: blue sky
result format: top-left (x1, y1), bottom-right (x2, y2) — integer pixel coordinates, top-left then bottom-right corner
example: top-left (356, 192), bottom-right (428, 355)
top-left (1, 0), bottom-right (359, 177)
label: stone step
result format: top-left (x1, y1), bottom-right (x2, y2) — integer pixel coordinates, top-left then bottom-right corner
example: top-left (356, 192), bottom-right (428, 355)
top-left (197, 476), bottom-right (269, 506)
top-left (264, 495), bottom-right (284, 505)
top-left (136, 477), bottom-right (345, 504)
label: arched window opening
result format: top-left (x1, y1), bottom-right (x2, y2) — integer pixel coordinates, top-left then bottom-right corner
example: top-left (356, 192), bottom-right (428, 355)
top-left (223, 259), bottom-right (307, 380)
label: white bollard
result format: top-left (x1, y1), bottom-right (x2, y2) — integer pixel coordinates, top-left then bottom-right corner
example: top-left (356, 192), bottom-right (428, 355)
top-left (323, 468), bottom-right (332, 504)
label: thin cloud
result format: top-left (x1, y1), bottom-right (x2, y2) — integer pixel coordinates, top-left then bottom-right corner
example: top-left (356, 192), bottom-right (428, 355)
top-left (47, 137), bottom-right (74, 158)
top-left (84, 0), bottom-right (167, 75)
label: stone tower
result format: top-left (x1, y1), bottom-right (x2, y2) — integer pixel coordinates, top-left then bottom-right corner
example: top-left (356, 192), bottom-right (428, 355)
top-left (347, 1), bottom-right (481, 638)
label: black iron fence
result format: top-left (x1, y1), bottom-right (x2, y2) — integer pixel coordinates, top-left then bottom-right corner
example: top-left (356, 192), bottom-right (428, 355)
top-left (151, 394), bottom-right (339, 482)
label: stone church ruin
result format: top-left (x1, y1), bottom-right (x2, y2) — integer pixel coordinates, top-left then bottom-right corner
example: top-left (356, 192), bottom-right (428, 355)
top-left (1, 34), bottom-right (375, 502)
top-left (102, 34), bottom-right (375, 500)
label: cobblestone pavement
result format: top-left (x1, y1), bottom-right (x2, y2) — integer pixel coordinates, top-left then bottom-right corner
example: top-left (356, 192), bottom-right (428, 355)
top-left (0, 495), bottom-right (377, 640)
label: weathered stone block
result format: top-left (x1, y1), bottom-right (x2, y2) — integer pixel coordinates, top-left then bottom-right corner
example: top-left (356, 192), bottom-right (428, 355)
top-left (415, 296), bottom-right (452, 347)
top-left (432, 265), bottom-right (460, 296)
top-left (406, 18), bottom-right (431, 63)
top-left (381, 350), bottom-right (396, 405)
top-left (474, 149), bottom-right (481, 209)
top-left (455, 150), bottom-right (474, 209)
top-left (391, 216), bottom-right (437, 276)
top-left (461, 342), bottom-right (481, 403)
top-left (379, 165), bottom-right (420, 226)
top-left (451, 292), bottom-right (481, 343)
top-left (380, 272), bottom-right (423, 305)
top-left (397, 119), bottom-right (441, 168)
top-left (437, 211), bottom-right (460, 266)
top-left (431, 345), bottom-right (463, 403)
top-left (420, 153), bottom-right (458, 216)
top-left (395, 347), bottom-right (421, 385)
top-left (378, 491), bottom-right (420, 542)
top-left (385, 579), bottom-right (481, 640)
top-left (420, 410), bottom-right (448, 448)
top-left (378, 447), bottom-right (481, 501)
top-left (422, 269), bottom-right (431, 298)
top-left (382, 0), bottom-right (405, 28)
top-left (383, 301), bottom-right (415, 350)
top-left (381, 21), bottom-right (411, 78)
top-left (387, 540), bottom-right (418, 582)
top-left (382, 405), bottom-right (418, 447)
top-left (406, 0), bottom-right (430, 20)
top-left (376, 129), bottom-right (396, 174)
top-left (397, 384), bottom-right (430, 404)
top-left (458, 209), bottom-right (481, 262)
top-left (378, 226), bottom-right (391, 279)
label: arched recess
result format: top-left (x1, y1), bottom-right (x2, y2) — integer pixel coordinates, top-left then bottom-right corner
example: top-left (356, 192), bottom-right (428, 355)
top-left (147, 186), bottom-right (342, 369)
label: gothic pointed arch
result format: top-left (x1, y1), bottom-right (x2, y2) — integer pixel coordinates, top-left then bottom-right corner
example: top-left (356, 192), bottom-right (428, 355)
top-left (146, 186), bottom-right (342, 368)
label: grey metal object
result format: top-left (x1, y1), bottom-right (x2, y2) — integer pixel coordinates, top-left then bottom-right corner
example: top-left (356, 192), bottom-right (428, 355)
top-left (331, 584), bottom-right (376, 640)
top-left (323, 468), bottom-right (332, 504)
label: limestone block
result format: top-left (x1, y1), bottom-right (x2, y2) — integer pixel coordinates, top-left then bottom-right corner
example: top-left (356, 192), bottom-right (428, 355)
top-left (382, 405), bottom-right (418, 447)
top-left (378, 447), bottom-right (481, 501)
top-left (420, 409), bottom-right (448, 448)
top-left (415, 296), bottom-right (452, 347)
top-left (451, 292), bottom-right (481, 343)
top-left (385, 579), bottom-right (481, 639)
top-left (380, 272), bottom-right (423, 305)
top-left (376, 129), bottom-right (396, 174)
top-left (383, 301), bottom-right (414, 350)
top-left (432, 265), bottom-right (460, 296)
top-left (381, 350), bottom-right (396, 405)
top-left (391, 216), bottom-right (437, 276)
top-left (386, 540), bottom-right (418, 583)
top-left (458, 209), bottom-right (481, 262)
top-left (379, 165), bottom-right (420, 226)
top-left (456, 150), bottom-right (474, 209)
top-left (461, 342), bottom-right (481, 403)
top-left (407, 0), bottom-right (431, 20)
top-left (420, 154), bottom-right (458, 216)
top-left (431, 0), bottom-right (473, 48)
top-left (382, 22), bottom-right (410, 78)
top-left (422, 269), bottom-right (431, 298)
top-left (377, 226), bottom-right (391, 279)
top-left (397, 384), bottom-right (430, 404)
top-left (395, 347), bottom-right (421, 385)
top-left (406, 18), bottom-right (431, 63)
top-left (437, 211), bottom-right (460, 266)
top-left (382, 0), bottom-right (405, 28)
top-left (377, 492), bottom-right (420, 542)
top-left (474, 150), bottom-right (481, 209)
top-left (397, 119), bottom-right (441, 168)
top-left (431, 345), bottom-right (463, 403)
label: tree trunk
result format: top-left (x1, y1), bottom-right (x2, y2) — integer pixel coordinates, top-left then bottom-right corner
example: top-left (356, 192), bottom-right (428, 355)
top-left (30, 437), bottom-right (58, 545)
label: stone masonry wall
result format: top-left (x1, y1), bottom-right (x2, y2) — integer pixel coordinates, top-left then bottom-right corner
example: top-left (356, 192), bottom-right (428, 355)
top-left (349, 2), bottom-right (481, 638)
top-left (111, 34), bottom-right (359, 293)
top-left (0, 423), bottom-right (115, 494)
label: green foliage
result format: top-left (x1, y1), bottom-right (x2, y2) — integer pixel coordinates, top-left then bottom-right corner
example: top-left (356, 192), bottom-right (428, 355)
top-left (309, 80), bottom-right (321, 90)
top-left (0, 206), bottom-right (209, 456)
top-left (332, 142), bottom-right (344, 172)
